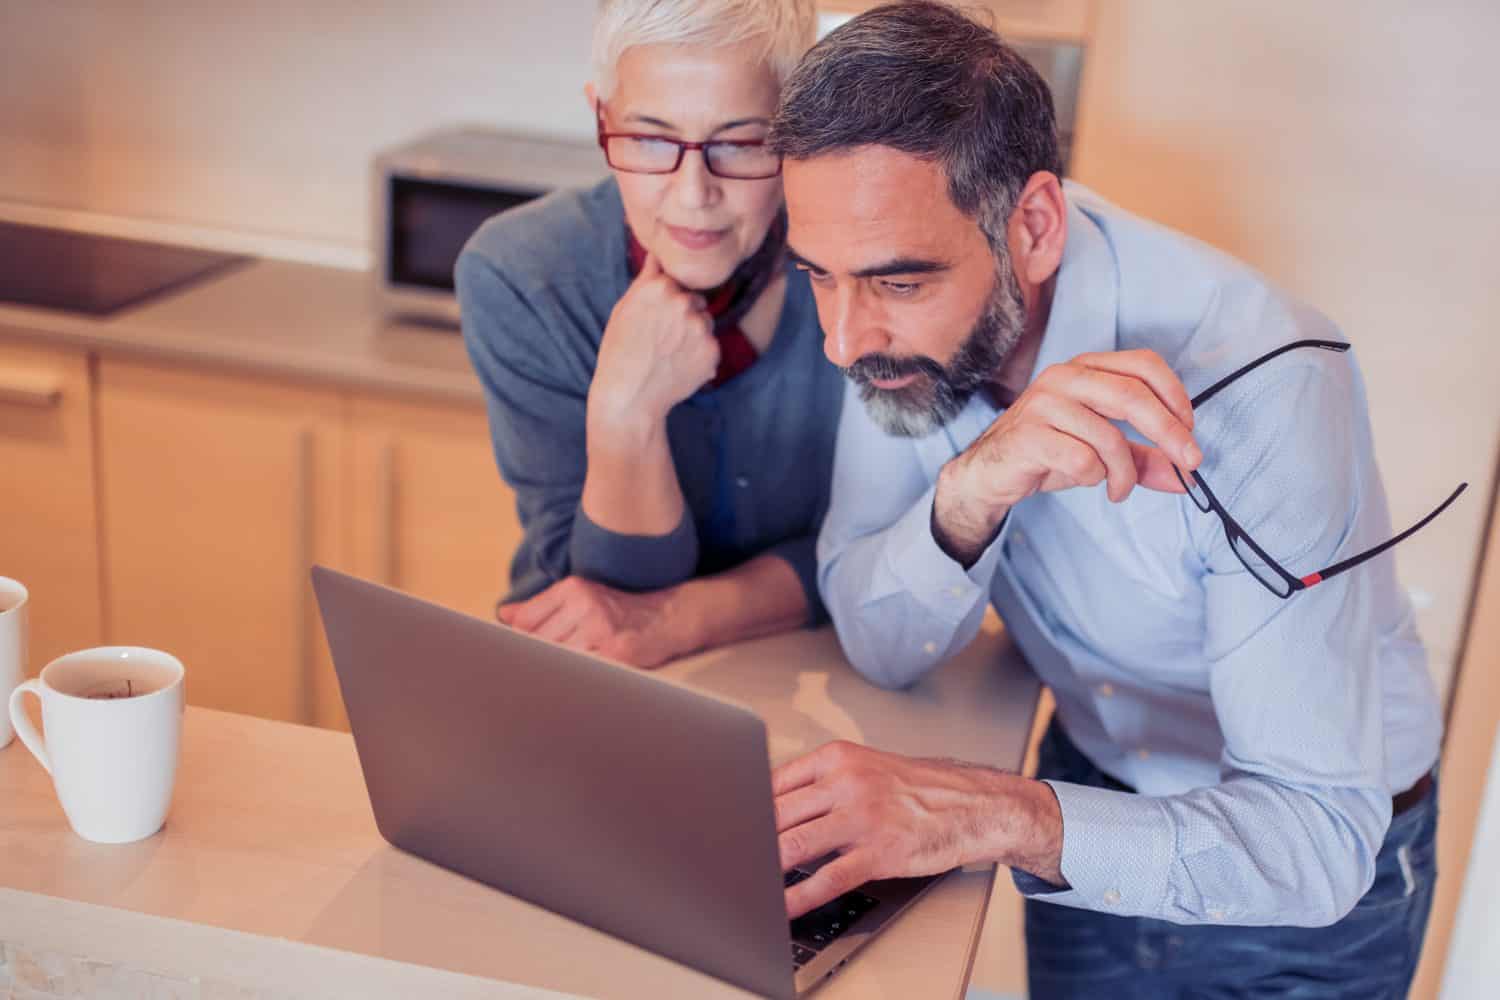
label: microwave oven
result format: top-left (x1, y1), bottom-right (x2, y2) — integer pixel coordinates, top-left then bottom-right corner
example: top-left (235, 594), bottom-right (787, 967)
top-left (373, 126), bottom-right (609, 325)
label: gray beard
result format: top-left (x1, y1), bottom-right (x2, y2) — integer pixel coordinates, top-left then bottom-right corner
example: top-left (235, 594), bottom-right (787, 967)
top-left (844, 265), bottom-right (1027, 438)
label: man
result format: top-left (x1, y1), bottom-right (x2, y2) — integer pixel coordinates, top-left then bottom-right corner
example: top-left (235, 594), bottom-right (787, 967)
top-left (767, 3), bottom-right (1452, 996)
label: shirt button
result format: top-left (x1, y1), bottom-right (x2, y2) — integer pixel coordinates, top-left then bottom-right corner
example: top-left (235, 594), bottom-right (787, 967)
top-left (735, 476), bottom-right (749, 488)
top-left (1136, 748), bottom-right (1151, 760)
top-left (947, 586), bottom-right (965, 598)
top-left (1208, 907), bottom-right (1226, 921)
top-left (1098, 683), bottom-right (1115, 698)
top-left (922, 641), bottom-right (938, 655)
top-left (1103, 890), bottom-right (1122, 905)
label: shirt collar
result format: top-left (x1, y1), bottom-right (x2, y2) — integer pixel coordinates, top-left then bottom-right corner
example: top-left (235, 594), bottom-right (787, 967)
top-left (1023, 186), bottom-right (1120, 386)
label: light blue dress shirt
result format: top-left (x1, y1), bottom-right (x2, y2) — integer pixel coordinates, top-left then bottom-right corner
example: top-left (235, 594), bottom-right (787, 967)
top-left (816, 183), bottom-right (1443, 928)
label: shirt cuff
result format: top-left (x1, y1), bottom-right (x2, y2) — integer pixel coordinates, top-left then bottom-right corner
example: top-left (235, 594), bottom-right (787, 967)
top-left (1012, 780), bottom-right (1176, 918)
top-left (875, 483), bottom-right (1011, 623)
top-left (764, 534), bottom-right (826, 627)
top-left (568, 505), bottom-right (699, 592)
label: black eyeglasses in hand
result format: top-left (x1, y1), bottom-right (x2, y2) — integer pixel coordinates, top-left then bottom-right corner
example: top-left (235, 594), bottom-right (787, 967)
top-left (1175, 339), bottom-right (1467, 598)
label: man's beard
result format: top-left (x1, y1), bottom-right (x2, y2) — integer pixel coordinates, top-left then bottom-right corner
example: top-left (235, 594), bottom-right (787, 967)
top-left (842, 264), bottom-right (1027, 438)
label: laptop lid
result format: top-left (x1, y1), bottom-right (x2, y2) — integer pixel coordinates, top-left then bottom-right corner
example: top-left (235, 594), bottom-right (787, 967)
top-left (310, 566), bottom-right (796, 999)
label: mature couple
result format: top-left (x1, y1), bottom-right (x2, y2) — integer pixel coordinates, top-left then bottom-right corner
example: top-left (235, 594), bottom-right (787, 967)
top-left (459, 2), bottom-right (1450, 996)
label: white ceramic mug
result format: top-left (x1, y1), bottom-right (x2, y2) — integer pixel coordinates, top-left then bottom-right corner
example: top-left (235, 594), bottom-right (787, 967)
top-left (0, 576), bottom-right (28, 748)
top-left (9, 646), bottom-right (186, 844)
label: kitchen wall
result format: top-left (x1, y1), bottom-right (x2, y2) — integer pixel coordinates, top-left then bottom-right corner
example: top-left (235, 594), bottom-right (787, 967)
top-left (0, 1), bottom-right (599, 258)
top-left (3, 0), bottom-right (1497, 696)
top-left (1070, 0), bottom-right (1500, 697)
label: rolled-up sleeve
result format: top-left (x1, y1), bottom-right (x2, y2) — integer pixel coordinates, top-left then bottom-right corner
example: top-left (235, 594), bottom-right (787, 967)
top-left (1015, 361), bottom-right (1400, 927)
top-left (457, 250), bottom-right (699, 602)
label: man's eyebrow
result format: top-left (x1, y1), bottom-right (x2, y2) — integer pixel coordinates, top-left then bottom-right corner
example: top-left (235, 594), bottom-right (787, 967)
top-left (787, 249), bottom-right (951, 279)
top-left (852, 257), bottom-right (950, 279)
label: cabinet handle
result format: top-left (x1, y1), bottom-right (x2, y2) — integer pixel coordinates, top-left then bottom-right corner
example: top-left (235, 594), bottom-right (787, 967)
top-left (0, 369), bottom-right (63, 408)
top-left (377, 439), bottom-right (400, 586)
top-left (296, 428), bottom-right (316, 725)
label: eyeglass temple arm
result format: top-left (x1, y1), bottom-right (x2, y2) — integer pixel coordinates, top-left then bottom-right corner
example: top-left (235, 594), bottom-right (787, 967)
top-left (1302, 482), bottom-right (1469, 587)
top-left (1191, 340), bottom-right (1350, 409)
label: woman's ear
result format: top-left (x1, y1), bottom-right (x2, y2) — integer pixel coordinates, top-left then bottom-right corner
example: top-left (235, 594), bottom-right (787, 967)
top-left (583, 82), bottom-right (598, 114)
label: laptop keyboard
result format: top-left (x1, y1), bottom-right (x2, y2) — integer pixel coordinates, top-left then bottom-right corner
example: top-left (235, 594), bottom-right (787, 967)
top-left (784, 868), bottom-right (880, 970)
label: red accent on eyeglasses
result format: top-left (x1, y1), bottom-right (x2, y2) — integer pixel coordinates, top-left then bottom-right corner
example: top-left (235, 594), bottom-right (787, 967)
top-left (1300, 572), bottom-right (1323, 587)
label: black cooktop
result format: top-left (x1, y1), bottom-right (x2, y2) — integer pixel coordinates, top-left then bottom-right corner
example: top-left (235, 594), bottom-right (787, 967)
top-left (0, 221), bottom-right (249, 316)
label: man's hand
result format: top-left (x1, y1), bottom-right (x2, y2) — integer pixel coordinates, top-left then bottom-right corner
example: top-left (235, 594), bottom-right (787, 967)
top-left (773, 741), bottom-right (1065, 918)
top-left (497, 576), bottom-right (694, 669)
top-left (587, 252), bottom-right (719, 444)
top-left (933, 349), bottom-right (1201, 566)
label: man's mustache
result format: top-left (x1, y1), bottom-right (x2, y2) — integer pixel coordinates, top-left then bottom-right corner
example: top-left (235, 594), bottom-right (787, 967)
top-left (842, 353), bottom-right (946, 385)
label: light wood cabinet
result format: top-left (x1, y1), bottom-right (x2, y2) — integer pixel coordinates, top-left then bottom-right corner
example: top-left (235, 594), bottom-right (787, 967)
top-left (336, 394), bottom-right (520, 731)
top-left (96, 359), bottom-right (345, 725)
top-left (0, 337), bottom-right (103, 673)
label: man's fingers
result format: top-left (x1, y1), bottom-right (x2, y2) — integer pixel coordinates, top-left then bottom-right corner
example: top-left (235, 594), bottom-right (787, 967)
top-left (774, 783), bottom-right (834, 834)
top-left (1033, 427), bottom-right (1107, 492)
top-left (1131, 441), bottom-right (1190, 494)
top-left (1062, 368), bottom-right (1201, 471)
top-left (785, 853), bottom-right (867, 920)
top-left (779, 813), bottom-right (855, 878)
top-left (772, 753), bottom-right (819, 798)
top-left (1076, 349), bottom-right (1195, 431)
top-left (1028, 395), bottom-right (1139, 502)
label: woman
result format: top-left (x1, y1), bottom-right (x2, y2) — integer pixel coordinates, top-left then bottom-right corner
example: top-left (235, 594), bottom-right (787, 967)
top-left (458, 0), bottom-right (840, 668)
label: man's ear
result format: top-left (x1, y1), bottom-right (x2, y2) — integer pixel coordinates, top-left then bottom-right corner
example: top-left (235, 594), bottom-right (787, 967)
top-left (1008, 171), bottom-right (1067, 288)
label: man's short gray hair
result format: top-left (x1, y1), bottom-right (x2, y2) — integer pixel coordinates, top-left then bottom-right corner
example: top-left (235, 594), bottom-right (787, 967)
top-left (592, 0), bottom-right (818, 99)
top-left (770, 1), bottom-right (1061, 250)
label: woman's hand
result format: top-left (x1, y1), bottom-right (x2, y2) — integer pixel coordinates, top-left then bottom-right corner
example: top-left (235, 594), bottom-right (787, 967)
top-left (587, 252), bottom-right (720, 443)
top-left (497, 575), bottom-right (696, 669)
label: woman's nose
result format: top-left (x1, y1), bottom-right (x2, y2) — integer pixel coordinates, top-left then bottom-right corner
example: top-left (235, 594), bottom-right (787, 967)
top-left (669, 148), bottom-right (721, 211)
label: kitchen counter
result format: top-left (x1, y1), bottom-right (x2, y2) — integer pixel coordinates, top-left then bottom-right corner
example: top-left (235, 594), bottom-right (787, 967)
top-left (1, 616), bottom-right (1040, 1000)
top-left (0, 259), bottom-right (485, 404)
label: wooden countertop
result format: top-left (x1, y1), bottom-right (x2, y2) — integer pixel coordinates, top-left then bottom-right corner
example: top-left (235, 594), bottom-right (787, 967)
top-left (0, 260), bottom-right (485, 404)
top-left (1, 616), bottom-right (1040, 999)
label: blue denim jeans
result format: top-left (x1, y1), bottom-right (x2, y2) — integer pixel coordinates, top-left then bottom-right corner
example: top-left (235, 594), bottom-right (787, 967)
top-left (1025, 722), bottom-right (1438, 999)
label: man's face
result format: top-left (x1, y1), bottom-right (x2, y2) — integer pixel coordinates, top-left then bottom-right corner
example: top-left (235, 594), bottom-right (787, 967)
top-left (783, 145), bottom-right (1026, 436)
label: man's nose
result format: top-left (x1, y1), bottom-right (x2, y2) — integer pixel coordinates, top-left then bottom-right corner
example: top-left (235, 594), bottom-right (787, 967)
top-left (822, 288), bottom-right (888, 369)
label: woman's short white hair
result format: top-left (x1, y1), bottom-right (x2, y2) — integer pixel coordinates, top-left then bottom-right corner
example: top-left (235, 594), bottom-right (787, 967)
top-left (592, 0), bottom-right (818, 99)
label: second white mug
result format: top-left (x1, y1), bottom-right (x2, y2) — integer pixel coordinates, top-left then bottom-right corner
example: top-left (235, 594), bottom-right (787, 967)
top-left (8, 646), bottom-right (186, 844)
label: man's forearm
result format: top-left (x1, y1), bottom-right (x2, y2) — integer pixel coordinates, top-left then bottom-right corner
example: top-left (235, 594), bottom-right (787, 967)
top-left (971, 772), bottom-right (1066, 887)
top-left (932, 455), bottom-right (1011, 569)
top-left (670, 553), bottom-right (808, 656)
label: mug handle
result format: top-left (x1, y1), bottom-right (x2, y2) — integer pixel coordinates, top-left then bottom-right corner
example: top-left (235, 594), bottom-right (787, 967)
top-left (8, 679), bottom-right (51, 774)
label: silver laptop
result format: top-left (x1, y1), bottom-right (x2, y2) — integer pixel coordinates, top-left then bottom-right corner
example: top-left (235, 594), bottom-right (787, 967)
top-left (310, 566), bottom-right (944, 998)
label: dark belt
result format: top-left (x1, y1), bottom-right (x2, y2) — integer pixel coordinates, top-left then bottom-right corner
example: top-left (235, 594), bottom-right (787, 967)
top-left (1392, 772), bottom-right (1434, 817)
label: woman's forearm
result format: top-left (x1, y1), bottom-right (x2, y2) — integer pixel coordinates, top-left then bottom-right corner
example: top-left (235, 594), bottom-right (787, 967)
top-left (672, 553), bottom-right (809, 655)
top-left (581, 414), bottom-right (685, 536)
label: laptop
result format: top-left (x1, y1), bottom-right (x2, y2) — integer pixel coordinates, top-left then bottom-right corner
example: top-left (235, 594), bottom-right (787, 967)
top-left (310, 566), bottom-right (945, 998)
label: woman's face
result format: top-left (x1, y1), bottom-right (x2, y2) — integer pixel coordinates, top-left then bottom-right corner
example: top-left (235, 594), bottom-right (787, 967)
top-left (598, 39), bottom-right (784, 291)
